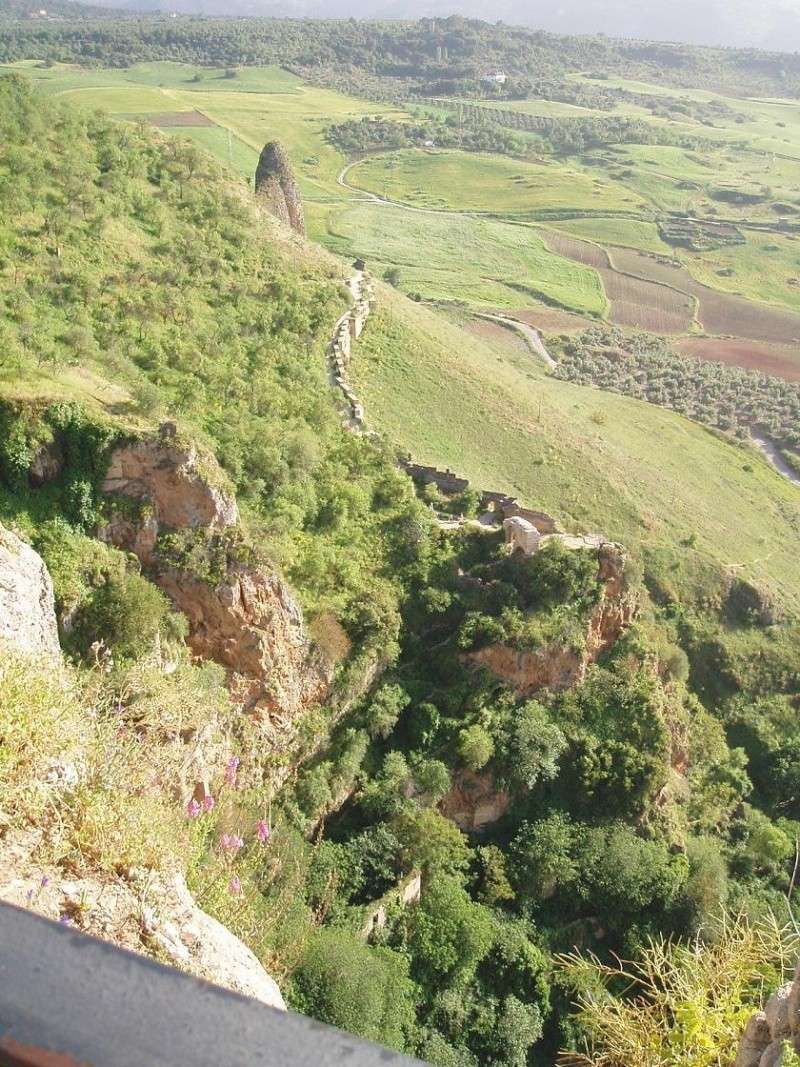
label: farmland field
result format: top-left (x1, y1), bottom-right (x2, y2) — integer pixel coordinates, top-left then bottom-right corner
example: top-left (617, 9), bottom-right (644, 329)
top-left (348, 150), bottom-right (640, 214)
top-left (12, 59), bottom-right (800, 377)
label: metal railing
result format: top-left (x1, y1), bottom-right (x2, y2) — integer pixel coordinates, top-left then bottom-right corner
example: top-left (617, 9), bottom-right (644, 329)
top-left (0, 900), bottom-right (425, 1067)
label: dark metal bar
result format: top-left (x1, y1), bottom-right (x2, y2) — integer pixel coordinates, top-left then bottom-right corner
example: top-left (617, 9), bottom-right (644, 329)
top-left (0, 901), bottom-right (425, 1067)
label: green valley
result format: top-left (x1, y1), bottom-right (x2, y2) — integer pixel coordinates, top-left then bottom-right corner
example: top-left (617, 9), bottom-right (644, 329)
top-left (2, 16), bottom-right (800, 1067)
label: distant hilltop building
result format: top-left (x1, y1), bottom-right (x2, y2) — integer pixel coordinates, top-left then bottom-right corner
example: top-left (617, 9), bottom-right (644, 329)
top-left (254, 141), bottom-right (305, 237)
top-left (482, 71), bottom-right (508, 85)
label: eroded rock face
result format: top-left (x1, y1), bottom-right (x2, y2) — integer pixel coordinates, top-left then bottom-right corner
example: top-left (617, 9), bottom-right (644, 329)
top-left (440, 770), bottom-right (510, 832)
top-left (157, 563), bottom-right (332, 721)
top-left (735, 966), bottom-right (800, 1067)
top-left (468, 542), bottom-right (636, 698)
top-left (0, 832), bottom-right (285, 1011)
top-left (102, 423), bottom-right (238, 553)
top-left (0, 524), bottom-right (60, 659)
top-left (100, 424), bottom-right (332, 721)
top-left (255, 141), bottom-right (305, 236)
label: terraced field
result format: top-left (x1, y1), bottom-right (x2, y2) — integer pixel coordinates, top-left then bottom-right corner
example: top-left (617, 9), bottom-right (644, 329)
top-left (610, 247), bottom-right (800, 343)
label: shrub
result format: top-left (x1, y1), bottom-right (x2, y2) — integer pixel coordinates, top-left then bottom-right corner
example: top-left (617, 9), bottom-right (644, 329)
top-left (458, 723), bottom-right (494, 771)
top-left (557, 912), bottom-right (800, 1067)
top-left (72, 571), bottom-right (183, 660)
top-left (290, 929), bottom-right (416, 1051)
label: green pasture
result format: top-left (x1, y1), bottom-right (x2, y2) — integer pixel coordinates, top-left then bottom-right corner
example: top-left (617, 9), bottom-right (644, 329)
top-left (687, 230), bottom-right (800, 313)
top-left (347, 149), bottom-right (639, 214)
top-left (324, 203), bottom-right (608, 315)
top-left (352, 286), bottom-right (800, 612)
top-left (161, 126), bottom-right (260, 181)
top-left (0, 60), bottom-right (302, 94)
top-left (549, 217), bottom-right (672, 254)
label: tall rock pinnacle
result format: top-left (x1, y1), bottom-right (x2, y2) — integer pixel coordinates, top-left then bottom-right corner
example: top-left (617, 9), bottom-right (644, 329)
top-left (254, 141), bottom-right (305, 236)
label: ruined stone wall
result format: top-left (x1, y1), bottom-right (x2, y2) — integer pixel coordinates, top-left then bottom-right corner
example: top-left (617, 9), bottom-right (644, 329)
top-left (327, 269), bottom-right (374, 432)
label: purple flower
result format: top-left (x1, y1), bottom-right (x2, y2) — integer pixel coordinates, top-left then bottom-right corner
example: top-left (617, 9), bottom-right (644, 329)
top-left (202, 795), bottom-right (215, 814)
top-left (229, 875), bottom-right (242, 896)
top-left (26, 888), bottom-right (34, 902)
top-left (224, 756), bottom-right (240, 788)
top-left (40, 875), bottom-right (49, 888)
top-left (256, 819), bottom-right (271, 845)
top-left (186, 799), bottom-right (201, 819)
top-left (219, 833), bottom-right (244, 855)
top-left (58, 914), bottom-right (73, 926)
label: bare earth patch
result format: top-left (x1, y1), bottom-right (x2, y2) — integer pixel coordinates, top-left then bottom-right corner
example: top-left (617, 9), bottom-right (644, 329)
top-left (676, 337), bottom-right (800, 381)
top-left (465, 318), bottom-right (530, 353)
top-left (507, 306), bottom-right (596, 333)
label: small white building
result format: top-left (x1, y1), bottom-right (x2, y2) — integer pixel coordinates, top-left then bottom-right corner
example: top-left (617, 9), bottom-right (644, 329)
top-left (482, 71), bottom-right (508, 85)
top-left (504, 516), bottom-right (541, 556)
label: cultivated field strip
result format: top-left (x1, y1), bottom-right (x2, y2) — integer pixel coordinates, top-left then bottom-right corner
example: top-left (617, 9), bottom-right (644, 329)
top-left (610, 248), bottom-right (800, 345)
top-left (543, 230), bottom-right (695, 333)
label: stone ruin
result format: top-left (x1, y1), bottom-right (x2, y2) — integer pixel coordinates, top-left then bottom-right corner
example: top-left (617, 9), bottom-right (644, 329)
top-left (254, 141), bottom-right (305, 236)
top-left (504, 515), bottom-right (542, 555)
top-left (327, 266), bottom-right (375, 431)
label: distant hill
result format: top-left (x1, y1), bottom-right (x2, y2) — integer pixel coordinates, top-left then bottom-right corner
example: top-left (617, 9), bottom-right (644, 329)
top-left (77, 0), bottom-right (800, 53)
top-left (0, 0), bottom-right (119, 17)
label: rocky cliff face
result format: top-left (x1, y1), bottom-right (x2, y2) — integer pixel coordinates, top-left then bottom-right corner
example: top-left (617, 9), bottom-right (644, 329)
top-left (736, 966), bottom-right (800, 1067)
top-left (0, 524), bottom-right (60, 659)
top-left (157, 564), bottom-right (332, 723)
top-left (0, 829), bottom-right (285, 1010)
top-left (100, 422), bottom-right (331, 723)
top-left (100, 422), bottom-right (238, 565)
top-left (468, 542), bottom-right (637, 697)
top-left (254, 142), bottom-right (305, 236)
top-left (439, 770), bottom-right (511, 832)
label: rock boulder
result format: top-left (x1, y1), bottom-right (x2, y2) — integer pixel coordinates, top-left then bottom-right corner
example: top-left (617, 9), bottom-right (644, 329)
top-left (0, 524), bottom-right (60, 659)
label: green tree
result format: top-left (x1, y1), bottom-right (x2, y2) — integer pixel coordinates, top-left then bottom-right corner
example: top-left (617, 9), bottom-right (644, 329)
top-left (291, 929), bottom-right (415, 1051)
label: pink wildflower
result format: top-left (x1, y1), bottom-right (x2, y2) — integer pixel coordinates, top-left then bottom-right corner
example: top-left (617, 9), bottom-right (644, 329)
top-left (220, 833), bottom-right (244, 855)
top-left (202, 794), bottom-right (215, 813)
top-left (186, 799), bottom-right (201, 819)
top-left (256, 819), bottom-right (271, 845)
top-left (229, 875), bottom-right (242, 895)
top-left (224, 756), bottom-right (240, 788)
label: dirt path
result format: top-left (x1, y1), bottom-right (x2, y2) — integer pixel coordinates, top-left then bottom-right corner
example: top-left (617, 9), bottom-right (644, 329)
top-left (751, 434), bottom-right (800, 487)
top-left (478, 313), bottom-right (557, 370)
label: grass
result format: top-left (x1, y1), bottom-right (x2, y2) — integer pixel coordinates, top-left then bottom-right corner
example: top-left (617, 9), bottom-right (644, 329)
top-left (549, 217), bottom-right (672, 255)
top-left (351, 284), bottom-right (800, 612)
top-left (324, 203), bottom-right (608, 314)
top-left (0, 60), bottom-right (302, 94)
top-left (348, 149), bottom-right (638, 214)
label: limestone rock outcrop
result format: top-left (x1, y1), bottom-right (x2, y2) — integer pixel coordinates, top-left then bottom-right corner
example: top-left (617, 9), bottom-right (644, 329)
top-left (0, 524), bottom-right (60, 659)
top-left (255, 141), bottom-right (305, 236)
top-left (735, 969), bottom-right (800, 1067)
top-left (157, 563), bottom-right (332, 721)
top-left (468, 542), bottom-right (636, 697)
top-left (101, 422), bottom-right (238, 565)
top-left (0, 832), bottom-right (285, 1011)
top-left (440, 770), bottom-right (510, 832)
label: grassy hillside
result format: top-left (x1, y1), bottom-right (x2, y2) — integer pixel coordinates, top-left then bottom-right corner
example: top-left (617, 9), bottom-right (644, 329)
top-left (0, 71), bottom-right (423, 642)
top-left (4, 66), bottom-right (800, 1067)
top-left (352, 286), bottom-right (800, 613)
